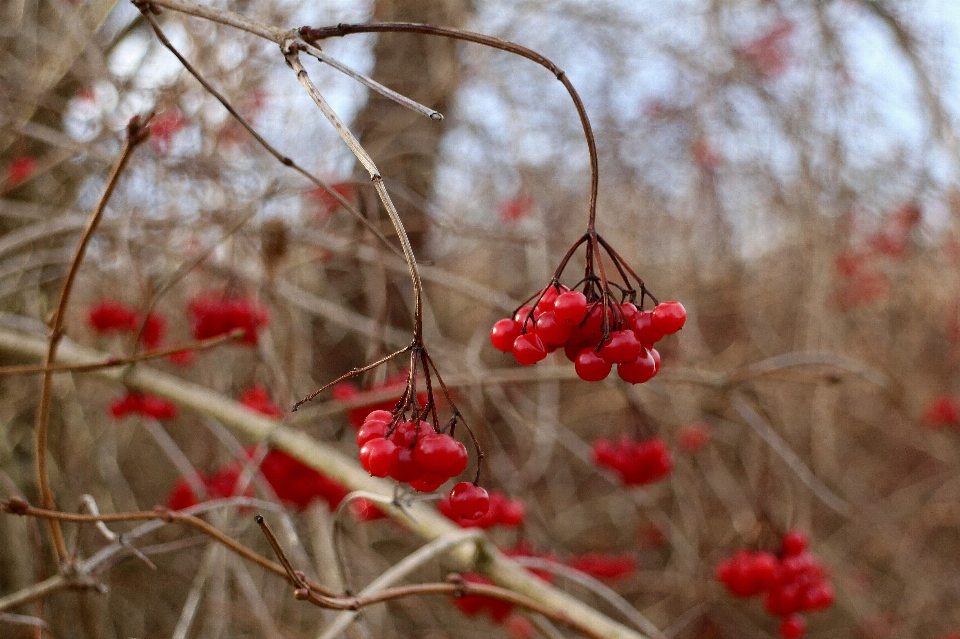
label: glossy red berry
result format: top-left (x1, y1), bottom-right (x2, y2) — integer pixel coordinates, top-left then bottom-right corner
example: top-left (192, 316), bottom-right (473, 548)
top-left (414, 432), bottom-right (469, 477)
top-left (535, 285), bottom-right (567, 315)
top-left (617, 348), bottom-right (657, 384)
top-left (513, 306), bottom-right (536, 330)
top-left (554, 290), bottom-right (587, 324)
top-left (575, 348), bottom-right (612, 381)
top-left (651, 301), bottom-right (686, 335)
top-left (631, 310), bottom-right (665, 346)
top-left (390, 446), bottom-right (424, 483)
top-left (490, 318), bottom-right (522, 352)
top-left (409, 472), bottom-right (448, 493)
top-left (535, 310), bottom-right (572, 347)
top-left (598, 329), bottom-right (641, 364)
top-left (359, 438), bottom-right (398, 477)
top-left (448, 482), bottom-right (490, 520)
top-left (512, 333), bottom-right (548, 366)
top-left (356, 420), bottom-right (390, 447)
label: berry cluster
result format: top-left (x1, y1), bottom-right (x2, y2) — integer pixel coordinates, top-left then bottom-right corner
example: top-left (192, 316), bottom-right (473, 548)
top-left (110, 391), bottom-right (178, 420)
top-left (592, 436), bottom-right (673, 486)
top-left (88, 299), bottom-right (166, 349)
top-left (188, 294), bottom-right (269, 346)
top-left (438, 489), bottom-right (525, 529)
top-left (716, 530), bottom-right (834, 638)
top-left (491, 287), bottom-right (685, 384)
top-left (357, 407), bottom-right (489, 519)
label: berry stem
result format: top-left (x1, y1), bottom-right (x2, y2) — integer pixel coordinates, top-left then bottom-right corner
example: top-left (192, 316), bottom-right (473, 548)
top-left (291, 345), bottom-right (411, 411)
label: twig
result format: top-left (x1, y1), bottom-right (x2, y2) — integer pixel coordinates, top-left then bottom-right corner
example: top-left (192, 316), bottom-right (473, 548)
top-left (317, 529), bottom-right (484, 639)
top-left (34, 115), bottom-right (150, 563)
top-left (299, 41), bottom-right (443, 121)
top-left (0, 329), bottom-right (245, 376)
top-left (282, 42), bottom-right (426, 342)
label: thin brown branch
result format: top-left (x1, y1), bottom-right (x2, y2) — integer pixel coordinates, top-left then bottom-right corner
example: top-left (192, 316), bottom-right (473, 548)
top-left (34, 116), bottom-right (150, 564)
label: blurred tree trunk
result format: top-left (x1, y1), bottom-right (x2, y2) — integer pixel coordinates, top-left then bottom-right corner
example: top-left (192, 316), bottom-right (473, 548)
top-left (354, 0), bottom-right (472, 254)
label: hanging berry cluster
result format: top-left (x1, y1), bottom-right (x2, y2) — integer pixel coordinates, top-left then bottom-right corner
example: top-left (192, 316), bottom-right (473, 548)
top-left (716, 530), bottom-right (834, 639)
top-left (299, 343), bottom-right (490, 520)
top-left (489, 232), bottom-right (685, 383)
top-left (592, 435), bottom-right (673, 486)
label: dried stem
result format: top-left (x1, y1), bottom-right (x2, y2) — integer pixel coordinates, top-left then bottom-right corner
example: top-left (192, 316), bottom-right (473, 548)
top-left (34, 116), bottom-right (150, 563)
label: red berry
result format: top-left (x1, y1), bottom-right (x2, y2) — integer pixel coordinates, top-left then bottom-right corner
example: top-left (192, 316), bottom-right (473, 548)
top-left (535, 285), bottom-right (566, 316)
top-left (801, 581), bottom-right (834, 610)
top-left (409, 471), bottom-right (448, 493)
top-left (575, 348), bottom-right (612, 381)
top-left (389, 446), bottom-right (424, 483)
top-left (356, 420), bottom-right (390, 447)
top-left (554, 290), bottom-right (588, 324)
top-left (651, 301), bottom-right (686, 335)
top-left (535, 310), bottom-right (572, 347)
top-left (359, 438), bottom-right (398, 477)
top-left (631, 310), bottom-right (665, 346)
top-left (782, 529), bottom-right (809, 556)
top-left (619, 302), bottom-right (640, 326)
top-left (490, 318), bottom-right (521, 352)
top-left (598, 329), bottom-right (641, 364)
top-left (414, 432), bottom-right (469, 477)
top-left (448, 482), bottom-right (490, 520)
top-left (512, 333), bottom-right (548, 366)
top-left (513, 306), bottom-right (535, 330)
top-left (389, 419), bottom-right (420, 447)
top-left (617, 349), bottom-right (657, 384)
top-left (677, 421), bottom-right (712, 453)
top-left (499, 498), bottom-right (527, 527)
top-left (650, 347), bottom-right (661, 373)
top-left (779, 614), bottom-right (806, 639)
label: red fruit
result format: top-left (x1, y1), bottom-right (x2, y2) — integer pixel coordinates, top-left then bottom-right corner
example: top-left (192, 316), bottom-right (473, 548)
top-left (359, 438), bottom-right (398, 477)
top-left (554, 290), bottom-right (587, 324)
top-left (598, 329), bottom-right (641, 364)
top-left (535, 285), bottom-right (567, 316)
top-left (650, 348), bottom-right (661, 373)
top-left (141, 312), bottom-right (166, 349)
top-left (535, 310), bottom-right (572, 346)
top-left (389, 446), bottom-right (424, 483)
top-left (765, 582), bottom-right (802, 616)
top-left (356, 420), bottom-right (390, 447)
top-left (6, 156), bottom-right (37, 186)
top-left (166, 477), bottom-right (201, 510)
top-left (574, 304), bottom-right (605, 345)
top-left (513, 306), bottom-right (536, 330)
top-left (782, 529), bottom-right (809, 556)
top-left (575, 348), bottom-right (612, 381)
top-left (415, 432), bottom-right (469, 477)
top-left (801, 581), bottom-right (834, 610)
top-left (490, 318), bottom-right (522, 352)
top-left (499, 498), bottom-right (526, 527)
top-left (619, 302), bottom-right (640, 326)
top-left (512, 333), bottom-right (547, 366)
top-left (239, 385), bottom-right (283, 418)
top-left (651, 301), bottom-right (686, 335)
top-left (388, 419), bottom-right (419, 447)
top-left (924, 395), bottom-right (960, 427)
top-left (617, 349), bottom-right (657, 384)
top-left (363, 409), bottom-right (394, 425)
top-left (140, 395), bottom-right (178, 420)
top-left (89, 300), bottom-right (139, 333)
top-left (779, 614), bottom-right (806, 639)
top-left (409, 471), bottom-right (448, 493)
top-left (568, 553), bottom-right (637, 581)
top-left (564, 339), bottom-right (591, 362)
top-left (631, 310), bottom-right (665, 346)
top-left (448, 482), bottom-right (490, 520)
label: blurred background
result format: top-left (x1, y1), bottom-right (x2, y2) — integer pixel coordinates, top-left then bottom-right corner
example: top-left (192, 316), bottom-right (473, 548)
top-left (2, 0), bottom-right (960, 637)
